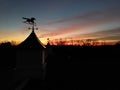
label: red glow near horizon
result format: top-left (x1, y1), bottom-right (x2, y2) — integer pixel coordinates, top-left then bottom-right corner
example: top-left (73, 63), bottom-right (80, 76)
top-left (47, 39), bottom-right (116, 46)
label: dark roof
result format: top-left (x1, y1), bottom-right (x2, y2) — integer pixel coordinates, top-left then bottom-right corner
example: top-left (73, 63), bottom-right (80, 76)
top-left (18, 30), bottom-right (45, 49)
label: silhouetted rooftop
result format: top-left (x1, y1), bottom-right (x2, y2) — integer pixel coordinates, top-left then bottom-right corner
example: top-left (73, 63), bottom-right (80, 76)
top-left (18, 30), bottom-right (45, 49)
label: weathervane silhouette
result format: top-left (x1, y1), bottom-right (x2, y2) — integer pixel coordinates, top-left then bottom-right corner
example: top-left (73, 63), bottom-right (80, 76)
top-left (22, 17), bottom-right (38, 31)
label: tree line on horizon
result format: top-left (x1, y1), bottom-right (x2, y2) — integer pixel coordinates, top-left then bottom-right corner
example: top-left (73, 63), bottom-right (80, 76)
top-left (0, 39), bottom-right (120, 47)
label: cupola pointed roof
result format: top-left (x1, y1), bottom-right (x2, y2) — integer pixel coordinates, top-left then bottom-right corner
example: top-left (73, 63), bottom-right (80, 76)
top-left (18, 30), bottom-right (45, 49)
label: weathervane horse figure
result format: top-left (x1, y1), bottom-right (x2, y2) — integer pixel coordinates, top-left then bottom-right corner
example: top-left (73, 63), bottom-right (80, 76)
top-left (22, 17), bottom-right (36, 26)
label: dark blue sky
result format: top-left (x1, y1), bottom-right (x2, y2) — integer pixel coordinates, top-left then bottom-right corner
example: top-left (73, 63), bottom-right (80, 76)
top-left (0, 0), bottom-right (120, 44)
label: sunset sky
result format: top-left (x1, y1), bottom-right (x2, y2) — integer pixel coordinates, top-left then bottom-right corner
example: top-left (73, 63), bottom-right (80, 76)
top-left (0, 0), bottom-right (120, 44)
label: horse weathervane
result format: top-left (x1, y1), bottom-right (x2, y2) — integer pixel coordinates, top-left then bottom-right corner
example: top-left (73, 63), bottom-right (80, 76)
top-left (22, 17), bottom-right (38, 31)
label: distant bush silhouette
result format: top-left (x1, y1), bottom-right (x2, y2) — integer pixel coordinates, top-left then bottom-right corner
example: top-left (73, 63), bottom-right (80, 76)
top-left (115, 41), bottom-right (120, 46)
top-left (0, 41), bottom-right (12, 48)
top-left (0, 41), bottom-right (16, 70)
